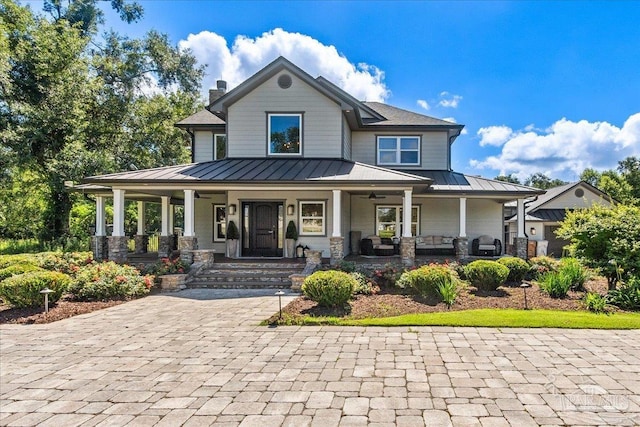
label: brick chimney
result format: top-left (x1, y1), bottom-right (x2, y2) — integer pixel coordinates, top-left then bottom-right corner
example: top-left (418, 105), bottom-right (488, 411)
top-left (208, 80), bottom-right (227, 106)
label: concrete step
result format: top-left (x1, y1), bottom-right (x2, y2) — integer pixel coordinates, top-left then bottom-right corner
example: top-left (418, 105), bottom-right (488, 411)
top-left (194, 275), bottom-right (294, 283)
top-left (186, 281), bottom-right (292, 290)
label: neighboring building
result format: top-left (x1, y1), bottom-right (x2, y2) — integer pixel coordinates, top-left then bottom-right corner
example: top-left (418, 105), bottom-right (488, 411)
top-left (505, 181), bottom-right (614, 256)
top-left (82, 57), bottom-right (542, 264)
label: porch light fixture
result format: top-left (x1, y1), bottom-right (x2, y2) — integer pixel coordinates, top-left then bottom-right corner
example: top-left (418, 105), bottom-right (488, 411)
top-left (530, 227), bottom-right (536, 235)
top-left (229, 204), bottom-right (236, 215)
top-left (287, 204), bottom-right (295, 215)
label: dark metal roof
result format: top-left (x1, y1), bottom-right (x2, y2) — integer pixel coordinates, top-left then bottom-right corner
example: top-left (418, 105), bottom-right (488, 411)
top-left (531, 209), bottom-right (568, 222)
top-left (402, 170), bottom-right (544, 195)
top-left (85, 158), bottom-right (433, 185)
top-left (362, 102), bottom-right (463, 127)
top-left (175, 109), bottom-right (225, 127)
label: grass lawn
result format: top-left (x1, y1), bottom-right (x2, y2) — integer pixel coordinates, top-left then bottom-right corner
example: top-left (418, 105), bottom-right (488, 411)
top-left (284, 308), bottom-right (640, 329)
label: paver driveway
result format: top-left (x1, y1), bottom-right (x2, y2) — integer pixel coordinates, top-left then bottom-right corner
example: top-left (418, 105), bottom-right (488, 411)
top-left (1, 289), bottom-right (639, 427)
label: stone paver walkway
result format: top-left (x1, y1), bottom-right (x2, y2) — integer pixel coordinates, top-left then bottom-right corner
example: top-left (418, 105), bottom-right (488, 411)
top-left (1, 289), bottom-right (639, 426)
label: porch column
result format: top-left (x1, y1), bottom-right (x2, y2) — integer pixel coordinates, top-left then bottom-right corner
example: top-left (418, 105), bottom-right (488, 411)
top-left (456, 197), bottom-right (469, 259)
top-left (330, 189), bottom-right (344, 265)
top-left (400, 189), bottom-right (415, 266)
top-left (179, 189), bottom-right (198, 264)
top-left (91, 195), bottom-right (107, 260)
top-left (515, 198), bottom-right (528, 259)
top-left (108, 189), bottom-right (128, 262)
top-left (134, 201), bottom-right (148, 254)
top-left (158, 196), bottom-right (172, 258)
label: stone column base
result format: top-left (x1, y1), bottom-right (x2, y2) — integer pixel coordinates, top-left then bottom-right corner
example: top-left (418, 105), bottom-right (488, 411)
top-left (158, 274), bottom-right (188, 292)
top-left (178, 236), bottom-right (198, 264)
top-left (400, 237), bottom-right (416, 267)
top-left (455, 237), bottom-right (469, 260)
top-left (329, 237), bottom-right (344, 265)
top-left (304, 249), bottom-right (322, 266)
top-left (158, 236), bottom-right (173, 258)
top-left (107, 236), bottom-right (129, 263)
top-left (134, 234), bottom-right (148, 254)
top-left (515, 237), bottom-right (528, 260)
top-left (91, 236), bottom-right (108, 261)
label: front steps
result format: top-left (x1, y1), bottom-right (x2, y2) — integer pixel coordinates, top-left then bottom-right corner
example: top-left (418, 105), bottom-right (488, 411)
top-left (188, 261), bottom-right (305, 289)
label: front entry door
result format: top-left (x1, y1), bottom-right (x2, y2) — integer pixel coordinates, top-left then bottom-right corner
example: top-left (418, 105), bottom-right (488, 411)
top-left (243, 202), bottom-right (283, 257)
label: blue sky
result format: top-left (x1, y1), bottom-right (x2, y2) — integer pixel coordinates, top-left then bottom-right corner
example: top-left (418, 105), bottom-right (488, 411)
top-left (38, 0), bottom-right (640, 181)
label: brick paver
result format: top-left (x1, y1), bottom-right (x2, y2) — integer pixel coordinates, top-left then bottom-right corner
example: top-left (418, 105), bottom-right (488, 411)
top-left (1, 288), bottom-right (639, 426)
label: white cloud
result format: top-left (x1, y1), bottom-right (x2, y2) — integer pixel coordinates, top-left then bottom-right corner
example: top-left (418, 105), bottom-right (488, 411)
top-left (477, 125), bottom-right (514, 147)
top-left (439, 91), bottom-right (462, 108)
top-left (470, 114), bottom-right (640, 180)
top-left (179, 28), bottom-right (389, 102)
top-left (417, 99), bottom-right (430, 110)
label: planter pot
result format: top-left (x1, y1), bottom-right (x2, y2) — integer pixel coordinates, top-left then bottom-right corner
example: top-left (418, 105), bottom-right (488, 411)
top-left (286, 239), bottom-right (296, 258)
top-left (158, 274), bottom-right (188, 292)
top-left (227, 239), bottom-right (238, 258)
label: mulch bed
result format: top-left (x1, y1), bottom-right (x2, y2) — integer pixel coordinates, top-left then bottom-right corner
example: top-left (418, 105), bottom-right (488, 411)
top-left (0, 298), bottom-right (126, 325)
top-left (274, 277), bottom-right (613, 322)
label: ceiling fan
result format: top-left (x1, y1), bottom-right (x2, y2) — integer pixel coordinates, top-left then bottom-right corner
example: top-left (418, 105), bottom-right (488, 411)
top-left (360, 192), bottom-right (386, 200)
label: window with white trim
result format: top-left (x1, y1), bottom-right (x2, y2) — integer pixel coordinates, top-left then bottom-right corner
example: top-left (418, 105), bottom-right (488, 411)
top-left (375, 205), bottom-right (419, 238)
top-left (377, 136), bottom-right (420, 166)
top-left (213, 205), bottom-right (226, 241)
top-left (214, 134), bottom-right (226, 160)
top-left (299, 201), bottom-right (325, 235)
top-left (268, 113), bottom-right (302, 155)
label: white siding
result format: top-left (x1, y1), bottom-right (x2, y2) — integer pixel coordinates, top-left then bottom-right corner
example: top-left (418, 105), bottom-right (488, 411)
top-left (342, 115), bottom-right (352, 160)
top-left (227, 72), bottom-right (343, 158)
top-left (341, 190), bottom-right (351, 255)
top-left (193, 131), bottom-right (213, 162)
top-left (544, 184), bottom-right (612, 209)
top-left (351, 131), bottom-right (449, 169)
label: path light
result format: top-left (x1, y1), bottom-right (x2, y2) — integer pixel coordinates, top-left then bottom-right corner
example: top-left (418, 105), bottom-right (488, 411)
top-left (40, 288), bottom-right (53, 313)
top-left (520, 283), bottom-right (532, 310)
top-left (275, 290), bottom-right (285, 320)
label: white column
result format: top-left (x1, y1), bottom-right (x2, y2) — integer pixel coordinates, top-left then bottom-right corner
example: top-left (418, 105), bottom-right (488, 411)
top-left (112, 189), bottom-right (125, 237)
top-left (136, 201), bottom-right (145, 235)
top-left (517, 198), bottom-right (525, 238)
top-left (95, 196), bottom-right (106, 236)
top-left (403, 189), bottom-right (413, 237)
top-left (169, 204), bottom-right (175, 234)
top-left (459, 197), bottom-right (467, 238)
top-left (161, 196), bottom-right (170, 237)
top-left (332, 190), bottom-right (341, 237)
top-left (184, 189), bottom-right (195, 237)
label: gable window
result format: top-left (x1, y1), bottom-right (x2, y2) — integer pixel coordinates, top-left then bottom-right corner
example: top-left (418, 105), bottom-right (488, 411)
top-left (268, 113), bottom-right (302, 155)
top-left (375, 205), bottom-right (419, 238)
top-left (299, 201), bottom-right (325, 235)
top-left (377, 136), bottom-right (420, 166)
top-left (214, 134), bottom-right (226, 160)
top-left (213, 205), bottom-right (226, 241)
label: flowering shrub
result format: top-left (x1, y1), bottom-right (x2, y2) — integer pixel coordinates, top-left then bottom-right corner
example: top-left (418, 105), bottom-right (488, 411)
top-left (68, 262), bottom-right (153, 301)
top-left (145, 257), bottom-right (189, 276)
top-left (36, 251), bottom-right (94, 275)
top-left (350, 272), bottom-right (378, 295)
top-left (0, 271), bottom-right (71, 308)
top-left (371, 263), bottom-right (403, 288)
top-left (528, 256), bottom-right (560, 279)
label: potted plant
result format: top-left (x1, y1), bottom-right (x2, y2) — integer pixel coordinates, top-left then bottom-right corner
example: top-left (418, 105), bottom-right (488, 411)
top-left (285, 220), bottom-right (298, 258)
top-left (226, 220), bottom-right (239, 258)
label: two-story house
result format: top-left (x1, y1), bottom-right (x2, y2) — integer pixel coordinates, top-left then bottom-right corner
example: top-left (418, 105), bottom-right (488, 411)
top-left (83, 57), bottom-right (541, 264)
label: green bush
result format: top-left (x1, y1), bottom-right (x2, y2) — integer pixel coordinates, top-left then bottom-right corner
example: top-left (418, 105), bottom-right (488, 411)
top-left (333, 260), bottom-right (357, 274)
top-left (528, 256), bottom-right (560, 279)
top-left (437, 280), bottom-right (459, 308)
top-left (539, 271), bottom-right (572, 298)
top-left (68, 262), bottom-right (153, 301)
top-left (607, 277), bottom-right (640, 311)
top-left (397, 264), bottom-right (459, 299)
top-left (559, 258), bottom-right (590, 291)
top-left (36, 251), bottom-right (93, 275)
top-left (145, 257), bottom-right (189, 276)
top-left (0, 263), bottom-right (43, 281)
top-left (583, 292), bottom-right (609, 314)
top-left (497, 257), bottom-right (530, 283)
top-left (350, 272), bottom-right (376, 295)
top-left (372, 263), bottom-right (403, 288)
top-left (464, 260), bottom-right (509, 291)
top-left (301, 270), bottom-right (357, 307)
top-left (0, 254), bottom-right (39, 269)
top-left (0, 271), bottom-right (71, 308)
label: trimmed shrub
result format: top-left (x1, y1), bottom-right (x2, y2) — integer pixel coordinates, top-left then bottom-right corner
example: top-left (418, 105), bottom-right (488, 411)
top-left (539, 271), bottom-right (572, 298)
top-left (607, 277), bottom-right (640, 311)
top-left (397, 264), bottom-right (458, 299)
top-left (68, 262), bottom-right (153, 301)
top-left (301, 270), bottom-right (357, 307)
top-left (0, 254), bottom-right (39, 269)
top-left (36, 251), bottom-right (93, 275)
top-left (464, 260), bottom-right (509, 291)
top-left (528, 256), bottom-right (560, 279)
top-left (497, 257), bottom-right (530, 284)
top-left (583, 292), bottom-right (609, 314)
top-left (0, 263), bottom-right (43, 281)
top-left (559, 258), bottom-right (589, 291)
top-left (0, 271), bottom-right (71, 308)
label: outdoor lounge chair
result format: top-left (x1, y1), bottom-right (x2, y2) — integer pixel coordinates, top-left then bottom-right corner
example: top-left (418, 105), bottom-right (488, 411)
top-left (471, 235), bottom-right (502, 256)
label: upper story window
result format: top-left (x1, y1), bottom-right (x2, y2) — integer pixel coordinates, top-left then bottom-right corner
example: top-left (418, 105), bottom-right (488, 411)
top-left (214, 134), bottom-right (226, 160)
top-left (268, 113), bottom-right (302, 155)
top-left (377, 136), bottom-right (420, 166)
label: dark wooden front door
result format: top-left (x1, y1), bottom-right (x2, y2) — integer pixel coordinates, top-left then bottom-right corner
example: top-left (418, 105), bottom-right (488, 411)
top-left (243, 202), bottom-right (283, 257)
